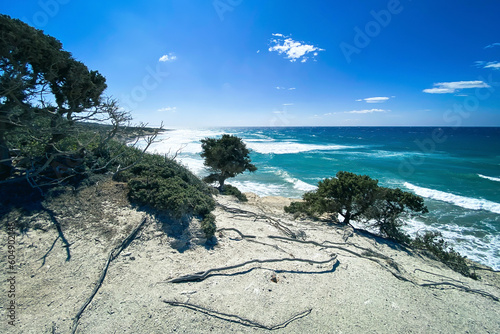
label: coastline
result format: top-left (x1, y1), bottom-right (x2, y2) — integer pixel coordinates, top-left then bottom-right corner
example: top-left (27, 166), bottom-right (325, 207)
top-left (1, 182), bottom-right (498, 333)
top-left (146, 127), bottom-right (500, 271)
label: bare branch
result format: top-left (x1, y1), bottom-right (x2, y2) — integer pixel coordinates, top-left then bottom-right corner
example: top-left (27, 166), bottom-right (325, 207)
top-left (113, 122), bottom-right (164, 175)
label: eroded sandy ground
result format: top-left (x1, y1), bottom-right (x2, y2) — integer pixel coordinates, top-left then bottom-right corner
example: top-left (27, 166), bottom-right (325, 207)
top-left (1, 180), bottom-right (499, 333)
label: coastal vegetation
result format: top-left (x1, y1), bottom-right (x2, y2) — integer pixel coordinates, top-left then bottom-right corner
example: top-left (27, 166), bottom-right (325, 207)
top-left (0, 14), bottom-right (480, 276)
top-left (0, 15), bottom-right (216, 238)
top-left (220, 184), bottom-right (248, 202)
top-left (201, 134), bottom-right (257, 192)
top-left (115, 146), bottom-right (216, 237)
top-left (285, 171), bottom-right (477, 278)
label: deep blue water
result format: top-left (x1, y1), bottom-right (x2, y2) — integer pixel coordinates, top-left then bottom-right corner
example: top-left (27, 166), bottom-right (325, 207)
top-left (143, 127), bottom-right (500, 269)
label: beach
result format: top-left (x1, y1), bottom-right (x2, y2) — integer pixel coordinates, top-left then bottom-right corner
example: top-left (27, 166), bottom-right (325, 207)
top-left (1, 179), bottom-right (498, 333)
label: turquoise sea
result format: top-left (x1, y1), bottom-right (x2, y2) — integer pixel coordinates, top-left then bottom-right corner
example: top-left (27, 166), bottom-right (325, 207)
top-left (142, 127), bottom-right (500, 270)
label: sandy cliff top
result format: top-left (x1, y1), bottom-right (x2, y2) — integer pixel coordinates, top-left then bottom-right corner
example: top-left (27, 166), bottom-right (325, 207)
top-left (1, 180), bottom-right (499, 333)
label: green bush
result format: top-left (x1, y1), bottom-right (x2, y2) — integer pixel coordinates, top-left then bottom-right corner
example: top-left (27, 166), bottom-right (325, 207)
top-left (201, 213), bottom-right (217, 239)
top-left (111, 145), bottom-right (215, 224)
top-left (411, 231), bottom-right (478, 279)
top-left (222, 184), bottom-right (247, 202)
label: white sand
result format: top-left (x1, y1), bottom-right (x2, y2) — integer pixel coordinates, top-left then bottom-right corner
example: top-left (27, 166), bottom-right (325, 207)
top-left (1, 181), bottom-right (499, 333)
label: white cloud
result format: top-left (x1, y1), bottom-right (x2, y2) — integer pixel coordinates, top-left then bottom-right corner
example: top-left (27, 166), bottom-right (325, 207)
top-left (485, 43), bottom-right (500, 49)
top-left (159, 53), bottom-right (177, 62)
top-left (345, 109), bottom-right (387, 114)
top-left (158, 107), bottom-right (177, 112)
top-left (475, 61), bottom-right (500, 70)
top-left (276, 86), bottom-right (296, 90)
top-left (356, 96), bottom-right (391, 103)
top-left (423, 80), bottom-right (490, 94)
top-left (269, 34), bottom-right (324, 63)
top-left (423, 88), bottom-right (453, 94)
top-left (485, 61), bottom-right (500, 69)
top-left (288, 87), bottom-right (296, 90)
top-left (283, 103), bottom-right (294, 106)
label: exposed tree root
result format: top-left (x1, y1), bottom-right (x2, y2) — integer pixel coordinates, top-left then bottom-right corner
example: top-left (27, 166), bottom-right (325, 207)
top-left (71, 216), bottom-right (148, 334)
top-left (268, 235), bottom-right (499, 301)
top-left (217, 203), bottom-right (299, 238)
top-left (268, 235), bottom-right (415, 283)
top-left (44, 207), bottom-right (72, 261)
top-left (163, 300), bottom-right (312, 330)
top-left (421, 282), bottom-right (499, 302)
top-left (167, 255), bottom-right (338, 283)
top-left (38, 235), bottom-right (60, 268)
top-left (217, 227), bottom-right (289, 253)
top-left (217, 227), bottom-right (256, 239)
top-left (414, 269), bottom-right (465, 284)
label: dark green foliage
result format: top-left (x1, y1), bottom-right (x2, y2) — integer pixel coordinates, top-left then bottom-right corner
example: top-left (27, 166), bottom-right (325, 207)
top-left (283, 201), bottom-right (306, 214)
top-left (367, 187), bottom-right (428, 243)
top-left (411, 231), bottom-right (478, 279)
top-left (284, 171), bottom-right (476, 278)
top-left (222, 184), bottom-right (248, 202)
top-left (0, 15), bottom-right (126, 185)
top-left (284, 171), bottom-right (426, 241)
top-left (0, 15), bottom-right (216, 240)
top-left (286, 171), bottom-right (379, 225)
top-left (113, 146), bottom-right (215, 221)
top-left (201, 213), bottom-right (217, 239)
top-left (200, 134), bottom-right (257, 191)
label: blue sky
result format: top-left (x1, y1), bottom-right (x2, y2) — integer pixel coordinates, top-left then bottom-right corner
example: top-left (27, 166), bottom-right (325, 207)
top-left (3, 0), bottom-right (500, 127)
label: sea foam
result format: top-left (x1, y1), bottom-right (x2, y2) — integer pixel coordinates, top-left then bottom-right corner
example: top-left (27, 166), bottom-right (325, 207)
top-left (228, 181), bottom-right (287, 197)
top-left (404, 182), bottom-right (500, 214)
top-left (246, 141), bottom-right (356, 154)
top-left (403, 217), bottom-right (500, 270)
top-left (478, 174), bottom-right (500, 182)
top-left (274, 169), bottom-right (318, 191)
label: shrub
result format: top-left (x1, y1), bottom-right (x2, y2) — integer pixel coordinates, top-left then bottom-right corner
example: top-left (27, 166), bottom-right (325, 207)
top-left (222, 184), bottom-right (248, 202)
top-left (411, 231), bottom-right (478, 279)
top-left (114, 146), bottom-right (215, 223)
top-left (201, 213), bottom-right (217, 239)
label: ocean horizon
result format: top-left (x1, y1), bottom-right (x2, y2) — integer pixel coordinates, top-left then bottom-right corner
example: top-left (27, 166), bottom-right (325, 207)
top-left (139, 126), bottom-right (500, 270)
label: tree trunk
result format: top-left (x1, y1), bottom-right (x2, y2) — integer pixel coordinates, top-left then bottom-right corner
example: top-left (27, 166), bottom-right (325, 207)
top-left (218, 177), bottom-right (226, 193)
top-left (343, 210), bottom-right (351, 225)
top-left (0, 122), bottom-right (12, 180)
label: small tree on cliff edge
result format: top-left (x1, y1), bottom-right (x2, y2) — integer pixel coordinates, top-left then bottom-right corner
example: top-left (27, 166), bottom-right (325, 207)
top-left (200, 134), bottom-right (257, 192)
top-left (299, 171), bottom-right (379, 225)
top-left (285, 171), bottom-right (428, 242)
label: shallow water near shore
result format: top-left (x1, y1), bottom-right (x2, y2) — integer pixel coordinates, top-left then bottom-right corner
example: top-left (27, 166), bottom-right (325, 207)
top-left (141, 127), bottom-right (500, 270)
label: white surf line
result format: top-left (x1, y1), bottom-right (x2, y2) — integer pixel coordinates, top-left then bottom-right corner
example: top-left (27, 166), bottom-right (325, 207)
top-left (404, 182), bottom-right (500, 214)
top-left (478, 174), bottom-right (500, 182)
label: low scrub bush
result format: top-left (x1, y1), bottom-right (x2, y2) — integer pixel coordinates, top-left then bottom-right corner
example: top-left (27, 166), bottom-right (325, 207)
top-left (111, 145), bottom-right (216, 237)
top-left (201, 213), bottom-right (216, 239)
top-left (411, 231), bottom-right (478, 279)
top-left (222, 184), bottom-right (247, 202)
